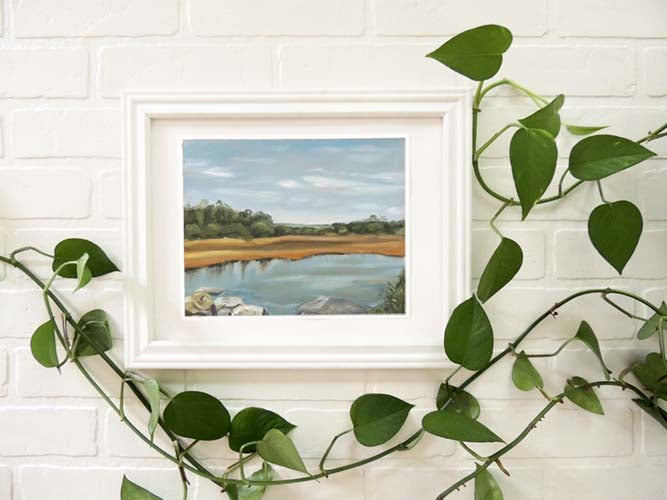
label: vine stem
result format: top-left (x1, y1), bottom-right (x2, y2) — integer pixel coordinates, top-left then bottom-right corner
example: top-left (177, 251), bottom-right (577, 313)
top-left (1, 253), bottom-right (662, 490)
top-left (435, 380), bottom-right (652, 499)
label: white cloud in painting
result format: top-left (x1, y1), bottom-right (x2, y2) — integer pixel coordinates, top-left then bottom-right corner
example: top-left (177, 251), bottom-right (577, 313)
top-left (230, 156), bottom-right (275, 165)
top-left (278, 179), bottom-right (301, 189)
top-left (202, 167), bottom-right (236, 178)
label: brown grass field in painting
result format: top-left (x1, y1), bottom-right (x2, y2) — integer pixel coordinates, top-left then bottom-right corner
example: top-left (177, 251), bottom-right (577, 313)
top-left (184, 234), bottom-right (405, 270)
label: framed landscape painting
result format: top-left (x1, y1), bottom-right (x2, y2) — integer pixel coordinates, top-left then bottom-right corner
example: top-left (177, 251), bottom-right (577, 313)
top-left (123, 91), bottom-right (470, 368)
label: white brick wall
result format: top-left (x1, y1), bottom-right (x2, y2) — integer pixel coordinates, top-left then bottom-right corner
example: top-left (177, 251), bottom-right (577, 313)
top-left (0, 1), bottom-right (665, 499)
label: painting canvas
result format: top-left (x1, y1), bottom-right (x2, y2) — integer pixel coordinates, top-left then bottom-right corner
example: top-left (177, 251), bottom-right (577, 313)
top-left (182, 138), bottom-right (406, 317)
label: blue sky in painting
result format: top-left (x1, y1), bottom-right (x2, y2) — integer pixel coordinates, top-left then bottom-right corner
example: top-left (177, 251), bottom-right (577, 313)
top-left (183, 138), bottom-right (405, 224)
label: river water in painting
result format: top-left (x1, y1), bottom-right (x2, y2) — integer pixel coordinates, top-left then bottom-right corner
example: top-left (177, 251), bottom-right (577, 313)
top-left (184, 254), bottom-right (404, 315)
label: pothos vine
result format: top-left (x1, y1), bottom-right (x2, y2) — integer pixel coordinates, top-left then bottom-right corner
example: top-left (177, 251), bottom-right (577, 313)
top-left (5, 24), bottom-right (667, 500)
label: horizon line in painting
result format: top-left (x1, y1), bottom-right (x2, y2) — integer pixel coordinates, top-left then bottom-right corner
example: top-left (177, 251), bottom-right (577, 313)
top-left (182, 137), bottom-right (406, 317)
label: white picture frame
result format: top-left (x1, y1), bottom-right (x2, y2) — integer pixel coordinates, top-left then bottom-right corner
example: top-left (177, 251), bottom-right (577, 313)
top-left (123, 91), bottom-right (471, 369)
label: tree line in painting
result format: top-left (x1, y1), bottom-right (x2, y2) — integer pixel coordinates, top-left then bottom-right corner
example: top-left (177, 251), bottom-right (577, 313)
top-left (184, 200), bottom-right (405, 240)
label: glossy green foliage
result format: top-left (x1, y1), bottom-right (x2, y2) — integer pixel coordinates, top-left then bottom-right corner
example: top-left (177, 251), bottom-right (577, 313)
top-left (573, 321), bottom-right (611, 379)
top-left (52, 238), bottom-right (119, 278)
top-left (142, 379), bottom-right (160, 442)
top-left (637, 302), bottom-right (667, 340)
top-left (511, 352), bottom-right (544, 391)
top-left (422, 409), bottom-right (503, 442)
top-left (518, 94), bottom-right (564, 138)
top-left (588, 201), bottom-right (642, 274)
top-left (474, 466), bottom-right (504, 500)
top-left (350, 393), bottom-right (414, 447)
top-left (436, 384), bottom-right (481, 419)
top-left (256, 429), bottom-right (308, 475)
top-left (226, 463), bottom-right (274, 500)
top-left (564, 377), bottom-right (604, 415)
top-left (163, 391), bottom-right (231, 441)
top-left (229, 407), bottom-right (296, 452)
top-left (477, 238), bottom-right (523, 303)
top-left (444, 296), bottom-right (494, 371)
top-left (570, 135), bottom-right (656, 181)
top-left (74, 309), bottom-right (113, 357)
top-left (632, 353), bottom-right (667, 400)
top-left (120, 476), bottom-right (162, 500)
top-left (426, 24), bottom-right (512, 81)
top-left (30, 320), bottom-right (59, 368)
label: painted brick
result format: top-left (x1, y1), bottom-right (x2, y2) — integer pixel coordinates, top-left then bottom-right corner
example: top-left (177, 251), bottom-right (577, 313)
top-left (0, 49), bottom-right (87, 98)
top-left (472, 229), bottom-right (545, 280)
top-left (98, 46), bottom-right (273, 98)
top-left (472, 403), bottom-right (633, 458)
top-left (0, 467), bottom-right (10, 500)
top-left (642, 406), bottom-right (667, 456)
top-left (12, 109), bottom-right (120, 158)
top-left (544, 464), bottom-right (667, 500)
top-left (0, 169), bottom-right (91, 219)
top-left (501, 46), bottom-right (636, 96)
top-left (483, 287), bottom-right (636, 340)
top-left (185, 370), bottom-right (365, 401)
top-left (13, 0), bottom-right (178, 38)
top-left (0, 407), bottom-right (97, 456)
top-left (646, 48), bottom-right (667, 96)
top-left (20, 466), bottom-right (180, 500)
top-left (0, 348), bottom-right (7, 396)
top-left (99, 170), bottom-right (122, 219)
top-left (639, 165), bottom-right (667, 220)
top-left (190, 0), bottom-right (364, 36)
top-left (103, 404), bottom-right (172, 459)
top-left (374, 0), bottom-right (547, 37)
top-left (370, 466), bottom-right (543, 500)
top-left (280, 44), bottom-right (463, 88)
top-left (554, 229), bottom-right (667, 279)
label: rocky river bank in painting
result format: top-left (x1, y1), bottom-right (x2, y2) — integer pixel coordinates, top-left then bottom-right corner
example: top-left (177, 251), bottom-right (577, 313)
top-left (184, 253), bottom-right (405, 316)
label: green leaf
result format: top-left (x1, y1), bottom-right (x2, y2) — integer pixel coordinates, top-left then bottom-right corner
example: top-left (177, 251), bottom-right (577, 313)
top-left (637, 302), bottom-right (667, 340)
top-left (73, 253), bottom-right (92, 292)
top-left (588, 200), bottom-right (642, 274)
top-left (350, 393), bottom-right (414, 447)
top-left (120, 476), bottom-right (162, 500)
top-left (436, 384), bottom-right (480, 420)
top-left (30, 320), bottom-right (60, 368)
top-left (256, 429), bottom-right (308, 475)
top-left (163, 391), bottom-right (231, 441)
top-left (565, 124), bottom-right (607, 136)
top-left (475, 466), bottom-right (504, 500)
top-left (53, 238), bottom-right (119, 278)
top-left (569, 134), bottom-right (656, 181)
top-left (74, 309), bottom-right (113, 357)
top-left (143, 378), bottom-right (160, 442)
top-left (226, 463), bottom-right (274, 500)
top-left (477, 238), bottom-right (523, 303)
top-left (518, 94), bottom-right (565, 138)
top-left (632, 399), bottom-right (667, 432)
top-left (229, 407), bottom-right (296, 452)
top-left (510, 128), bottom-right (558, 220)
top-left (511, 352), bottom-right (544, 391)
top-left (426, 24), bottom-right (513, 81)
top-left (632, 353), bottom-right (667, 400)
top-left (422, 409), bottom-right (503, 443)
top-left (564, 376), bottom-right (604, 415)
top-left (573, 321), bottom-right (611, 380)
top-left (444, 296), bottom-right (494, 371)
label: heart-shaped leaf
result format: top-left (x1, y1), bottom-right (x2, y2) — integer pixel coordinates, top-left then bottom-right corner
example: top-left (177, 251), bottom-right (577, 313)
top-left (426, 24), bottom-right (513, 81)
top-left (436, 384), bottom-right (480, 419)
top-left (632, 399), bottom-right (667, 432)
top-left (565, 124), bottom-right (607, 136)
top-left (229, 407), bottom-right (296, 452)
top-left (573, 321), bottom-right (611, 380)
top-left (588, 200), bottom-right (642, 274)
top-left (422, 409), bottom-right (503, 443)
top-left (518, 94), bottom-right (565, 138)
top-left (638, 302), bottom-right (667, 340)
top-left (477, 237), bottom-right (523, 303)
top-left (632, 353), bottom-right (667, 400)
top-left (142, 378), bottom-right (160, 442)
top-left (30, 320), bottom-right (60, 368)
top-left (350, 393), bottom-right (414, 447)
top-left (74, 309), bottom-right (113, 357)
top-left (475, 466), bottom-right (504, 500)
top-left (163, 391), bottom-right (231, 441)
top-left (569, 135), bottom-right (656, 180)
top-left (121, 476), bottom-right (162, 500)
top-left (564, 376), bottom-right (604, 415)
top-left (511, 352), bottom-right (544, 391)
top-left (510, 128), bottom-right (558, 220)
top-left (53, 238), bottom-right (119, 278)
top-left (256, 429), bottom-right (308, 475)
top-left (73, 253), bottom-right (92, 292)
top-left (225, 463), bottom-right (273, 500)
top-left (444, 296), bottom-right (494, 371)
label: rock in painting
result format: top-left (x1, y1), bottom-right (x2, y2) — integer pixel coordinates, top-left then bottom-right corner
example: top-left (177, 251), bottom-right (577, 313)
top-left (297, 296), bottom-right (367, 315)
top-left (232, 304), bottom-right (269, 316)
top-left (195, 286), bottom-right (224, 296)
top-left (185, 292), bottom-right (215, 316)
top-left (214, 296), bottom-right (244, 309)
